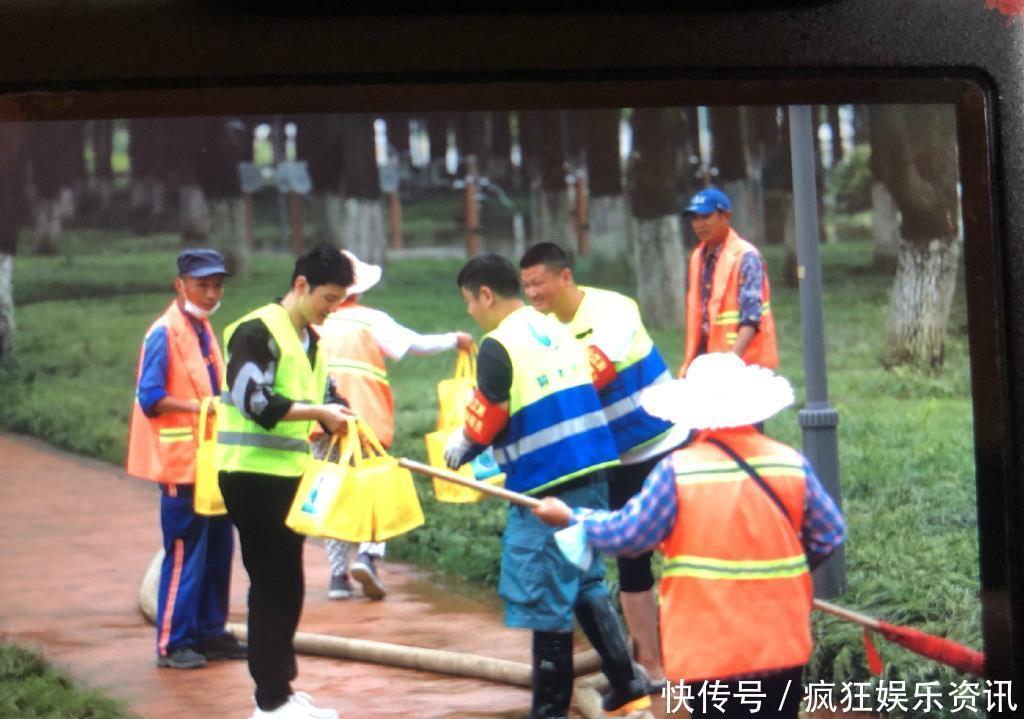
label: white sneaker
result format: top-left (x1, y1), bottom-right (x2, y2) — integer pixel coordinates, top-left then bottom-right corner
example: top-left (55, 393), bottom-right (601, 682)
top-left (290, 692), bottom-right (338, 719)
top-left (250, 692), bottom-right (338, 719)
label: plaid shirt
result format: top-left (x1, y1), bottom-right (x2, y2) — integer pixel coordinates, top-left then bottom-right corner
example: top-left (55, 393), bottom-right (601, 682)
top-left (700, 244), bottom-right (765, 338)
top-left (576, 451), bottom-right (845, 568)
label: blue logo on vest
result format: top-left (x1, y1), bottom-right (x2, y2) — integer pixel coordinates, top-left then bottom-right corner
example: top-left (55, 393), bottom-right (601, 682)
top-left (527, 321), bottom-right (554, 348)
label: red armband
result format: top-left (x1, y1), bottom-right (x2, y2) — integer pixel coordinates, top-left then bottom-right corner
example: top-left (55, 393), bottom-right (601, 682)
top-left (587, 345), bottom-right (618, 391)
top-left (464, 387), bottom-right (510, 445)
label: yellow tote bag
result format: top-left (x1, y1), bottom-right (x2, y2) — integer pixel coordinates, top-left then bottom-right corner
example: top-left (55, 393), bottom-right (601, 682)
top-left (288, 420), bottom-right (425, 542)
top-left (286, 429), bottom-right (357, 538)
top-left (348, 419), bottom-right (425, 542)
top-left (425, 346), bottom-right (507, 503)
top-left (436, 347), bottom-right (477, 429)
top-left (193, 397), bottom-right (226, 516)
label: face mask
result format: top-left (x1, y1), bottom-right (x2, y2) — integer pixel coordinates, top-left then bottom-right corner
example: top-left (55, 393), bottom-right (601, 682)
top-left (183, 299), bottom-right (220, 319)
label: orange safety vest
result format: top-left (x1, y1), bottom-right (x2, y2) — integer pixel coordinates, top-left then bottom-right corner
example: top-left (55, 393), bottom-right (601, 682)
top-left (659, 427), bottom-right (812, 682)
top-left (126, 301), bottom-right (225, 485)
top-left (682, 229), bottom-right (778, 376)
top-left (318, 303), bottom-right (395, 448)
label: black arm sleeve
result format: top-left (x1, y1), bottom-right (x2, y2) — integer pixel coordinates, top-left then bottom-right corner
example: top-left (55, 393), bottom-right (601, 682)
top-left (476, 338), bottom-right (513, 403)
top-left (224, 319), bottom-right (294, 430)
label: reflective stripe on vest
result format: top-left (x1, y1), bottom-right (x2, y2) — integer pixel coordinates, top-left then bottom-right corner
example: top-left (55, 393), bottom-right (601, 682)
top-left (658, 428), bottom-right (812, 682)
top-left (487, 306), bottom-right (619, 495)
top-left (158, 428), bottom-right (195, 444)
top-left (682, 230), bottom-right (778, 375)
top-left (215, 303), bottom-right (326, 477)
top-left (316, 304), bottom-right (396, 448)
top-left (663, 553), bottom-right (808, 581)
top-left (326, 359), bottom-right (390, 385)
top-left (567, 287), bottom-right (674, 454)
top-left (125, 301), bottom-right (225, 485)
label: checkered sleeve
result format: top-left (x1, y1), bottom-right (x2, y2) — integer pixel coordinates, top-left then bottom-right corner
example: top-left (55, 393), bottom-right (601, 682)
top-left (801, 459), bottom-right (847, 569)
top-left (737, 251), bottom-right (764, 328)
top-left (574, 456), bottom-right (678, 557)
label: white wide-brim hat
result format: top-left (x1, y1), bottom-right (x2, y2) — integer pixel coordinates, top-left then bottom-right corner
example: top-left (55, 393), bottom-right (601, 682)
top-left (341, 250), bottom-right (383, 296)
top-left (640, 352), bottom-right (794, 431)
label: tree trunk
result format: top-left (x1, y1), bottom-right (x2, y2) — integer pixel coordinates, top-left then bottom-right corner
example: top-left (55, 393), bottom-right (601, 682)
top-left (0, 253), bottom-right (12, 359)
top-left (633, 217), bottom-right (686, 330)
top-left (456, 112), bottom-right (487, 175)
top-left (826, 105), bottom-right (844, 164)
top-left (341, 198), bottom-right (386, 266)
top-left (208, 197), bottom-right (250, 277)
top-left (0, 122), bottom-right (25, 359)
top-left (588, 195), bottom-right (629, 268)
top-left (315, 193), bottom-right (346, 247)
top-left (425, 113), bottom-right (450, 163)
top-left (340, 114), bottom-right (385, 264)
top-left (885, 235), bottom-right (962, 370)
top-left (873, 104), bottom-right (960, 369)
top-left (489, 111), bottom-right (512, 184)
top-left (89, 119), bottom-right (115, 213)
top-left (527, 111), bottom-right (572, 251)
top-left (583, 109), bottom-right (626, 264)
top-left (33, 198), bottom-right (62, 255)
top-left (629, 108), bottom-right (685, 329)
top-left (179, 184), bottom-right (209, 241)
top-left (710, 107), bottom-right (761, 245)
top-left (26, 121), bottom-right (86, 255)
top-left (871, 182), bottom-right (900, 272)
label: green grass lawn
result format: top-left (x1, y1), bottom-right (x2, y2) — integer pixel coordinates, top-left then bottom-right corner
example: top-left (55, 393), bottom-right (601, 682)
top-left (1, 229), bottom-right (979, 711)
top-left (0, 642), bottom-right (136, 718)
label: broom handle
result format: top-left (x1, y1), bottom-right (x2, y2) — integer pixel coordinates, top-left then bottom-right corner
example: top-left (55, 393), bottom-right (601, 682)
top-left (398, 458), bottom-right (542, 509)
top-left (404, 457), bottom-right (890, 631)
top-left (813, 598), bottom-right (882, 630)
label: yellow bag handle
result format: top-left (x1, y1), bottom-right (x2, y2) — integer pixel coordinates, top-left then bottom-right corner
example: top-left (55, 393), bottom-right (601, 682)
top-left (453, 343), bottom-right (478, 380)
top-left (197, 396), bottom-right (217, 444)
top-left (351, 417), bottom-right (389, 467)
top-left (322, 418), bottom-right (359, 467)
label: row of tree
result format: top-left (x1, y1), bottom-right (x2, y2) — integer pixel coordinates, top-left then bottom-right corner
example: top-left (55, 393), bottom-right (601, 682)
top-left (0, 105), bottom-right (961, 372)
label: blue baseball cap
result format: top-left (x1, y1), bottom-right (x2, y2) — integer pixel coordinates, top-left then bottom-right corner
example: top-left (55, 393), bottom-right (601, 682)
top-left (682, 187), bottom-right (732, 216)
top-left (177, 249), bottom-right (230, 278)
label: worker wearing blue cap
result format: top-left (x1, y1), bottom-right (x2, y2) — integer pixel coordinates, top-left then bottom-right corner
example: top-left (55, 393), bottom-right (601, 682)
top-left (127, 248), bottom-right (247, 670)
top-left (679, 187), bottom-right (778, 377)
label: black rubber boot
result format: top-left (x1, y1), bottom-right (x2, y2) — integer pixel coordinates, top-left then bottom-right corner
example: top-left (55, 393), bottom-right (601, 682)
top-left (529, 631), bottom-right (574, 719)
top-left (574, 594), bottom-right (665, 712)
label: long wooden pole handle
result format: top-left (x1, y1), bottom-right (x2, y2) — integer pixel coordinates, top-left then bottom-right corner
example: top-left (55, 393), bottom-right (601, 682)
top-left (813, 598), bottom-right (882, 630)
top-left (399, 458), bottom-right (541, 509)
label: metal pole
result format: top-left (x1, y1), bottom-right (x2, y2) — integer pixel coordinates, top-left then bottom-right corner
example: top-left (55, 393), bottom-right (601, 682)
top-left (788, 105), bottom-right (845, 598)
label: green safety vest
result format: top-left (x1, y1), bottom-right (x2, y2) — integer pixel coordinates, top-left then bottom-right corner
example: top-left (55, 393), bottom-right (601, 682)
top-left (216, 303), bottom-right (329, 477)
top-left (566, 287), bottom-right (674, 454)
top-left (487, 306), bottom-right (619, 495)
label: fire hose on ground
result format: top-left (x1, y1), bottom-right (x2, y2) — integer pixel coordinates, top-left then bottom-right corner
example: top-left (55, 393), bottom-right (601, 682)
top-left (137, 459), bottom-right (984, 719)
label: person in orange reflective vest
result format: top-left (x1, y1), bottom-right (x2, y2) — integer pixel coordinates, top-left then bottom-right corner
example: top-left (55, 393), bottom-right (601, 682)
top-left (680, 187), bottom-right (778, 377)
top-left (126, 249), bottom-right (247, 670)
top-left (532, 353), bottom-right (845, 719)
top-left (314, 250), bottom-right (473, 602)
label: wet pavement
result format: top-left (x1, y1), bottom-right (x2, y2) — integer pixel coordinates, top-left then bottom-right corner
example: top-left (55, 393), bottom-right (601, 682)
top-left (0, 433), bottom-right (586, 718)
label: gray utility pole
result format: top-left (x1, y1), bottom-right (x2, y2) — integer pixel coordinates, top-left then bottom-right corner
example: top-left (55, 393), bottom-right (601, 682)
top-left (788, 105), bottom-right (845, 598)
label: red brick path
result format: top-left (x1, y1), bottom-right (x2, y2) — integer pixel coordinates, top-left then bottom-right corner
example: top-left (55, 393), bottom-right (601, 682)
top-left (0, 434), bottom-right (557, 719)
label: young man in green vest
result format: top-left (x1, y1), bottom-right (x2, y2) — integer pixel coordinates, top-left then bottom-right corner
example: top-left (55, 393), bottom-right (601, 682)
top-left (445, 253), bottom-right (660, 719)
top-left (217, 243), bottom-right (354, 719)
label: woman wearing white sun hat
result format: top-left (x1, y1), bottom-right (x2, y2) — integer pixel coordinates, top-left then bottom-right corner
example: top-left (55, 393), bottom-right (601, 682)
top-left (313, 250), bottom-right (473, 601)
top-left (532, 353), bottom-right (846, 719)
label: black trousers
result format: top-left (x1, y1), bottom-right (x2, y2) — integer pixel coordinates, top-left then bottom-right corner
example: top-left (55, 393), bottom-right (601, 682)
top-left (220, 471), bottom-right (305, 712)
top-left (608, 451), bottom-right (677, 593)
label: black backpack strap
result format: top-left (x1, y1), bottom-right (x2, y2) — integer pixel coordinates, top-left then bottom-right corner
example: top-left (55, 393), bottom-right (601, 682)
top-left (704, 437), bottom-right (794, 525)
